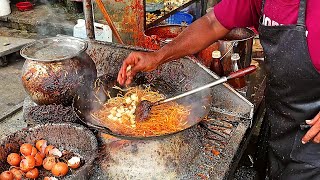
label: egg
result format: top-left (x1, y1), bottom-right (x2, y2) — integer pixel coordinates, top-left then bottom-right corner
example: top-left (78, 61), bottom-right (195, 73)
top-left (10, 168), bottom-right (24, 180)
top-left (25, 168), bottom-right (39, 179)
top-left (20, 143), bottom-right (33, 156)
top-left (20, 155), bottom-right (35, 172)
top-left (35, 139), bottom-right (47, 153)
top-left (30, 147), bottom-right (38, 156)
top-left (34, 152), bottom-right (43, 166)
top-left (44, 145), bottom-right (55, 156)
top-left (125, 97), bottom-right (132, 104)
top-left (67, 156), bottom-right (81, 169)
top-left (43, 156), bottom-right (56, 171)
top-left (7, 153), bottom-right (21, 166)
top-left (48, 148), bottom-right (62, 158)
top-left (51, 162), bottom-right (69, 177)
top-left (0, 171), bottom-right (13, 180)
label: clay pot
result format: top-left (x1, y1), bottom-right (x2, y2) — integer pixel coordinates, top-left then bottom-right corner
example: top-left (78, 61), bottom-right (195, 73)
top-left (21, 37), bottom-right (97, 105)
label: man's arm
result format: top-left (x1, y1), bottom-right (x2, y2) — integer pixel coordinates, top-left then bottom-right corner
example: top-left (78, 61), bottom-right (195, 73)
top-left (118, 11), bottom-right (230, 85)
top-left (155, 11), bottom-right (230, 63)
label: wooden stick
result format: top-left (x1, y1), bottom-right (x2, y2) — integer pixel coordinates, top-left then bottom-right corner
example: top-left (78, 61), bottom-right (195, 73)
top-left (95, 0), bottom-right (124, 44)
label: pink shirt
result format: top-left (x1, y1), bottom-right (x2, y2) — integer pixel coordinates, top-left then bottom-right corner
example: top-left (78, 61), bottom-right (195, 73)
top-left (213, 0), bottom-right (320, 71)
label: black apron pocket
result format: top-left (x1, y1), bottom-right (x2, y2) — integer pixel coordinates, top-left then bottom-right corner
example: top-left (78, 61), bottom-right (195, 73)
top-left (290, 130), bottom-right (320, 167)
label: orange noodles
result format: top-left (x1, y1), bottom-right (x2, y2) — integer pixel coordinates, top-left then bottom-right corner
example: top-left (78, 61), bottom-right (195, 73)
top-left (91, 86), bottom-right (191, 137)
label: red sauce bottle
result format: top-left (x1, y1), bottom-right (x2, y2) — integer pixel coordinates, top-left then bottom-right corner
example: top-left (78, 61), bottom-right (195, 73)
top-left (227, 53), bottom-right (246, 89)
top-left (210, 50), bottom-right (224, 76)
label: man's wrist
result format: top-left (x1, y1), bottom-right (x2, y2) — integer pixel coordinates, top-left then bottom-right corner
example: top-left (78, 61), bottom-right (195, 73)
top-left (152, 50), bottom-right (166, 66)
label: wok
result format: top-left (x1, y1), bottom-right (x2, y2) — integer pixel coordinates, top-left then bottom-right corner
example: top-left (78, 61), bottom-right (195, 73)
top-left (73, 65), bottom-right (255, 139)
top-left (73, 73), bottom-right (212, 140)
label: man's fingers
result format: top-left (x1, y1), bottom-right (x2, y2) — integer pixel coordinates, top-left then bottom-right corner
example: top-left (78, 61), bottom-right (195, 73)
top-left (302, 121), bottom-right (320, 144)
top-left (125, 76), bottom-right (133, 85)
top-left (306, 112), bottom-right (320, 125)
top-left (312, 132), bottom-right (320, 143)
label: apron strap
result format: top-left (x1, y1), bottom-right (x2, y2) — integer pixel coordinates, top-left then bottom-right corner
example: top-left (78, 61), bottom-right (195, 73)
top-left (261, 0), bottom-right (266, 14)
top-left (297, 0), bottom-right (307, 26)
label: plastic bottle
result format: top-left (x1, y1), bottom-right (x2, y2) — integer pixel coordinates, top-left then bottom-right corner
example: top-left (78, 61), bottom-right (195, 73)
top-left (227, 53), bottom-right (246, 89)
top-left (210, 50), bottom-right (224, 76)
top-left (73, 19), bottom-right (112, 42)
top-left (0, 0), bottom-right (11, 16)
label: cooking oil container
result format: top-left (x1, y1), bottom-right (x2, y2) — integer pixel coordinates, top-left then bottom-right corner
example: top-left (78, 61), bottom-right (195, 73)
top-left (0, 0), bottom-right (11, 16)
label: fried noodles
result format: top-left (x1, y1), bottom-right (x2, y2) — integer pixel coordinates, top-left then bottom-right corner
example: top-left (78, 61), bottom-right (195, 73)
top-left (92, 86), bottom-right (190, 137)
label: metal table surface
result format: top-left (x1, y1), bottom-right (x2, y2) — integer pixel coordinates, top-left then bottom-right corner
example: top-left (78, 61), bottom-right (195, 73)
top-left (0, 57), bottom-right (266, 179)
top-left (87, 58), bottom-right (267, 180)
top-left (0, 36), bottom-right (34, 57)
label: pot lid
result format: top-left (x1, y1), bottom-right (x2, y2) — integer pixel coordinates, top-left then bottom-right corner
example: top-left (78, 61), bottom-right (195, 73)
top-left (20, 36), bottom-right (88, 62)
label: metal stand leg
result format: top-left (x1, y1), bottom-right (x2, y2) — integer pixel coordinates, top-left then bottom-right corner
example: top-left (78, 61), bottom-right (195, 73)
top-left (0, 56), bottom-right (8, 67)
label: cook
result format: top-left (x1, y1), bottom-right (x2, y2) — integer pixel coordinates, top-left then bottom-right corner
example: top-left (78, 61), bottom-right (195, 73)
top-left (117, 0), bottom-right (320, 179)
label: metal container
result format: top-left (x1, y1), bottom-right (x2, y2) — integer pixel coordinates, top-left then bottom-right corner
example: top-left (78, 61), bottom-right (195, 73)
top-left (144, 25), bottom-right (188, 50)
top-left (219, 28), bottom-right (255, 74)
top-left (0, 123), bottom-right (98, 180)
top-left (196, 28), bottom-right (255, 72)
top-left (21, 37), bottom-right (97, 105)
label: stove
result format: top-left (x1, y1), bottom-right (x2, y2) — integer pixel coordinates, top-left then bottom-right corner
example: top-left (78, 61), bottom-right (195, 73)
top-left (22, 40), bottom-right (266, 180)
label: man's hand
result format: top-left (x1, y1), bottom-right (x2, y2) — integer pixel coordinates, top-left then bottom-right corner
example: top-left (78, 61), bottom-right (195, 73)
top-left (117, 51), bottom-right (162, 85)
top-left (117, 11), bottom-right (229, 85)
top-left (302, 112), bottom-right (320, 144)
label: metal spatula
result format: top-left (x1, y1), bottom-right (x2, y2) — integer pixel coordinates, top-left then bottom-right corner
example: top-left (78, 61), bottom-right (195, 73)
top-left (135, 65), bottom-right (257, 122)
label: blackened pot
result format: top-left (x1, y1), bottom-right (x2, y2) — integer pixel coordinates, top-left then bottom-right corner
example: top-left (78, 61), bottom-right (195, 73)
top-left (21, 37), bottom-right (97, 105)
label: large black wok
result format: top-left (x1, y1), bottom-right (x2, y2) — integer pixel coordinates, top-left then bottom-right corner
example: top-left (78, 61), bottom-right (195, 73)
top-left (73, 72), bottom-right (212, 140)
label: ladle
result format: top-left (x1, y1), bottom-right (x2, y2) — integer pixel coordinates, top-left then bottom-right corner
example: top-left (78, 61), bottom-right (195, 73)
top-left (135, 65), bottom-right (256, 122)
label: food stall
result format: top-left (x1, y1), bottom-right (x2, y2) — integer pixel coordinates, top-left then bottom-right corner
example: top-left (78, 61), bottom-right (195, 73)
top-left (0, 0), bottom-right (266, 179)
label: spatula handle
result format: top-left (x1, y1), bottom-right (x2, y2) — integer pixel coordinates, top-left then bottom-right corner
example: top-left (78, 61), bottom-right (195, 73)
top-left (227, 65), bottom-right (256, 80)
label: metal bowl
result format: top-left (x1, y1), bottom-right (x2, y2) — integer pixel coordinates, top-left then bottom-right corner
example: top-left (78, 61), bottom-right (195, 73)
top-left (0, 123), bottom-right (98, 180)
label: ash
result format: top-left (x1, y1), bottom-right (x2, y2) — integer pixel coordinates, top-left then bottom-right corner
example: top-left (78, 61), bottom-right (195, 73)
top-left (24, 104), bottom-right (80, 126)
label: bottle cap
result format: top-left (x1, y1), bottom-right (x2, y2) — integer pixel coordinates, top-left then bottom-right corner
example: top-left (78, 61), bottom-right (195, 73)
top-left (212, 50), bottom-right (221, 58)
top-left (231, 53), bottom-right (240, 61)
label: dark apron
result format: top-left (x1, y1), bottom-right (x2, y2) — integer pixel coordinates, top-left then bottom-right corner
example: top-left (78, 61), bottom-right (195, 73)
top-left (258, 0), bottom-right (320, 179)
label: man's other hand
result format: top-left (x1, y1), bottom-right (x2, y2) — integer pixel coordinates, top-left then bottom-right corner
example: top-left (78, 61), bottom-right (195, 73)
top-left (302, 112), bottom-right (320, 144)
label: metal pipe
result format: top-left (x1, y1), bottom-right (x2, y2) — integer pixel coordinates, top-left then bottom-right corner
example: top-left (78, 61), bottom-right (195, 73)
top-left (95, 0), bottom-right (124, 44)
top-left (83, 0), bottom-right (95, 39)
